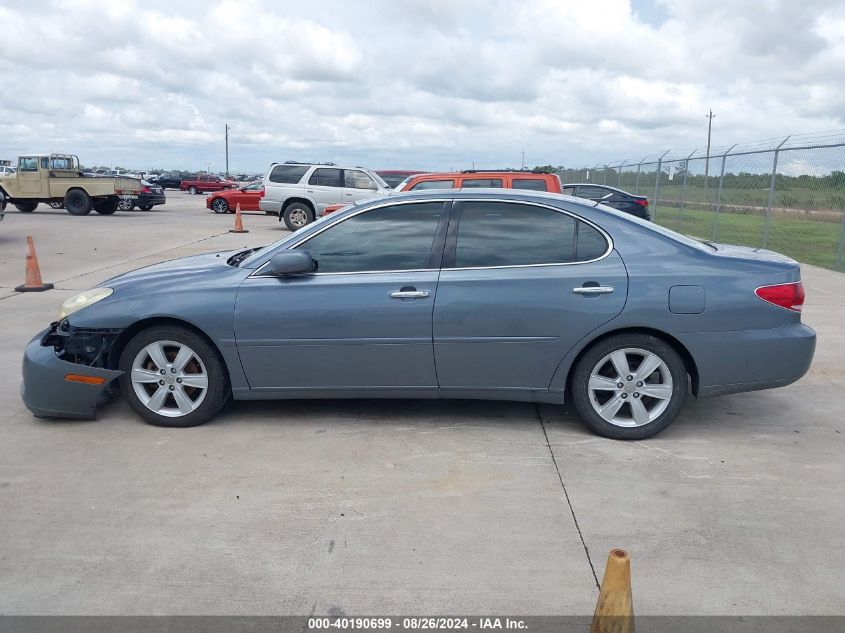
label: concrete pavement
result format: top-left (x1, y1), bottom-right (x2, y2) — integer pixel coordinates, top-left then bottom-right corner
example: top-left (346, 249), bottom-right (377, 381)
top-left (0, 191), bottom-right (842, 615)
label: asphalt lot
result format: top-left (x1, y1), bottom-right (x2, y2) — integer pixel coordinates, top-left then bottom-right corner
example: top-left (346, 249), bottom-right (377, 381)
top-left (0, 190), bottom-right (843, 615)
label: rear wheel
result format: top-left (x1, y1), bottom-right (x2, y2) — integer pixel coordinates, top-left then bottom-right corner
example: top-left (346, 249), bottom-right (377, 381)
top-left (571, 333), bottom-right (688, 440)
top-left (188, 186), bottom-right (198, 195)
top-left (138, 203), bottom-right (154, 211)
top-left (118, 197), bottom-right (135, 211)
top-left (94, 197), bottom-right (119, 214)
top-left (64, 189), bottom-right (93, 215)
top-left (211, 198), bottom-right (229, 214)
top-left (283, 202), bottom-right (314, 231)
top-left (14, 201), bottom-right (39, 212)
top-left (119, 325), bottom-right (229, 427)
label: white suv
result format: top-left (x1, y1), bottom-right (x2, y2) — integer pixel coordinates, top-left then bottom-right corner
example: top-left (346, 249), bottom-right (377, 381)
top-left (260, 162), bottom-right (391, 231)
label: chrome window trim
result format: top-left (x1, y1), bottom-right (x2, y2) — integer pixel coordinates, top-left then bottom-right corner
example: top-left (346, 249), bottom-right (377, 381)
top-left (249, 196), bottom-right (613, 278)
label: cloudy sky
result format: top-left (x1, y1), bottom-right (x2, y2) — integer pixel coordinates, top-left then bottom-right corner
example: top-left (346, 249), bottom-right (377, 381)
top-left (1, 0), bottom-right (844, 173)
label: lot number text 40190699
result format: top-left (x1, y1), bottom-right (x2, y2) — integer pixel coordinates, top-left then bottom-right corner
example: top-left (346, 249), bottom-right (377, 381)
top-left (308, 618), bottom-right (528, 630)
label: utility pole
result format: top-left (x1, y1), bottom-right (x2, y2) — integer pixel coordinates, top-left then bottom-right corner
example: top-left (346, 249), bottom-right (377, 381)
top-left (225, 123), bottom-right (230, 177)
top-left (521, 149), bottom-right (525, 170)
top-left (704, 109), bottom-right (715, 200)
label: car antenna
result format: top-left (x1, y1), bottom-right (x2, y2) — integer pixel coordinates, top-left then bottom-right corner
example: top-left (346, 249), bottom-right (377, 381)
top-left (593, 193), bottom-right (613, 207)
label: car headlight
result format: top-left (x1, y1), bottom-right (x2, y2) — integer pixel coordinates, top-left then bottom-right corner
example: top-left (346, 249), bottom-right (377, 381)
top-left (57, 288), bottom-right (113, 320)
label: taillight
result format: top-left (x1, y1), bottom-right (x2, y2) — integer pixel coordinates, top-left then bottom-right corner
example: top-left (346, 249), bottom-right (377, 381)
top-left (141, 185), bottom-right (151, 193)
top-left (635, 198), bottom-right (649, 207)
top-left (755, 282), bottom-right (805, 312)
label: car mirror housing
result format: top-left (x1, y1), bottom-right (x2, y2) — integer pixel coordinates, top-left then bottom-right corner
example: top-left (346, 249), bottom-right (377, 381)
top-left (268, 251), bottom-right (316, 276)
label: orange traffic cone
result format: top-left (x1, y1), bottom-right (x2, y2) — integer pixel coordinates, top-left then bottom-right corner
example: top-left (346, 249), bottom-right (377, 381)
top-left (589, 549), bottom-right (634, 633)
top-left (229, 202), bottom-right (249, 233)
top-left (15, 236), bottom-right (54, 292)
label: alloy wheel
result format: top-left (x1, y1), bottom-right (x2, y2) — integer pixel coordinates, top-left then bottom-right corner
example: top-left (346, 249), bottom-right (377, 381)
top-left (587, 347), bottom-right (673, 427)
top-left (288, 208), bottom-right (308, 228)
top-left (131, 340), bottom-right (209, 417)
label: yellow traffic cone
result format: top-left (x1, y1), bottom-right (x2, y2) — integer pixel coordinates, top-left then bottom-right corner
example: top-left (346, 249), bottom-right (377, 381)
top-left (589, 549), bottom-right (634, 633)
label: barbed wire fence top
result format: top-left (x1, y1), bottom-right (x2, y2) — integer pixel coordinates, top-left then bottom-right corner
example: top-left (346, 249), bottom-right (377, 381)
top-left (559, 130), bottom-right (845, 272)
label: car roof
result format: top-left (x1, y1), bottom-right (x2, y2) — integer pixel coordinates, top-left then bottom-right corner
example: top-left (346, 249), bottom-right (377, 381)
top-left (411, 171), bottom-right (555, 178)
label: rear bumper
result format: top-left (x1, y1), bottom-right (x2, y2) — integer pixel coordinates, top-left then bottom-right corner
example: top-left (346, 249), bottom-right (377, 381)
top-left (21, 330), bottom-right (123, 419)
top-left (259, 199), bottom-right (282, 215)
top-left (679, 322), bottom-right (816, 398)
top-left (138, 192), bottom-right (166, 207)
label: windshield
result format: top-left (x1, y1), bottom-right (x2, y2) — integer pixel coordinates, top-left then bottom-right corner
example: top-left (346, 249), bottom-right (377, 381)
top-left (371, 171), bottom-right (390, 189)
top-left (393, 176), bottom-right (413, 192)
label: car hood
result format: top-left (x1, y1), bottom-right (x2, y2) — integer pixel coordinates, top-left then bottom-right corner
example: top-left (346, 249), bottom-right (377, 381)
top-left (102, 250), bottom-right (245, 289)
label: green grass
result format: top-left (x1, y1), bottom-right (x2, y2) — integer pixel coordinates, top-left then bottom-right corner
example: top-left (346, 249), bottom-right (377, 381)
top-left (652, 206), bottom-right (845, 271)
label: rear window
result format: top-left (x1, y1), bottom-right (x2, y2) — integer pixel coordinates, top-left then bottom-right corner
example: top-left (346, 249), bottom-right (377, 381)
top-left (410, 179), bottom-right (455, 190)
top-left (268, 164), bottom-right (309, 184)
top-left (460, 178), bottom-right (503, 188)
top-left (512, 178), bottom-right (548, 191)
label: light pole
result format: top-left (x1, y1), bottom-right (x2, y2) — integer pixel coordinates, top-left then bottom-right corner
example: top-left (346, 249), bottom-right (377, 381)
top-left (225, 123), bottom-right (230, 177)
top-left (704, 109), bottom-right (716, 200)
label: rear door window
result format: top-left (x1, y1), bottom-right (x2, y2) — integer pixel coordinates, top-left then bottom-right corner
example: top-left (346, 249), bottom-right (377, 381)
top-left (268, 164), bottom-right (309, 184)
top-left (452, 201), bottom-right (608, 268)
top-left (410, 179), bottom-right (455, 190)
top-left (512, 178), bottom-right (548, 191)
top-left (460, 178), bottom-right (503, 188)
top-left (309, 168), bottom-right (342, 187)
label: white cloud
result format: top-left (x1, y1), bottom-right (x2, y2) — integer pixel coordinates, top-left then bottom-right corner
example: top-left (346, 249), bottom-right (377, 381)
top-left (0, 0), bottom-right (842, 172)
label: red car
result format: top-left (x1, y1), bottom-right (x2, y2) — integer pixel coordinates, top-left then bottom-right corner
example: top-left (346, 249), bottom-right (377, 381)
top-left (181, 174), bottom-right (238, 194)
top-left (206, 182), bottom-right (264, 214)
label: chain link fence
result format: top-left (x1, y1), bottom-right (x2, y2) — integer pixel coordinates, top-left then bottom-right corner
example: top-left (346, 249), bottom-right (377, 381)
top-left (559, 132), bottom-right (845, 272)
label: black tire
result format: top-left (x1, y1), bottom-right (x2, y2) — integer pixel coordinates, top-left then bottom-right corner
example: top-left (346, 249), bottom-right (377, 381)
top-left (118, 325), bottom-right (229, 428)
top-left (138, 204), bottom-right (154, 211)
top-left (14, 201), bottom-right (39, 212)
top-left (570, 333), bottom-right (688, 440)
top-left (117, 197), bottom-right (134, 211)
top-left (188, 186), bottom-right (198, 195)
top-left (94, 197), bottom-right (120, 215)
top-left (283, 202), bottom-right (315, 231)
top-left (211, 197), bottom-right (229, 214)
top-left (64, 189), bottom-right (93, 215)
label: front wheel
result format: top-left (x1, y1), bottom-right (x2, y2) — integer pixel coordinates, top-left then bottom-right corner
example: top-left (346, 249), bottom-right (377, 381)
top-left (211, 198), bottom-right (229, 214)
top-left (138, 204), bottom-right (154, 211)
top-left (188, 186), bottom-right (198, 195)
top-left (118, 326), bottom-right (229, 427)
top-left (14, 201), bottom-right (39, 212)
top-left (282, 202), bottom-right (314, 231)
top-left (571, 334), bottom-right (688, 440)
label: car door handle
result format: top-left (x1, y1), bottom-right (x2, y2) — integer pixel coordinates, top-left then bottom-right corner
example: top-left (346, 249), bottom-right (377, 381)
top-left (572, 286), bottom-right (614, 295)
top-left (390, 290), bottom-right (430, 299)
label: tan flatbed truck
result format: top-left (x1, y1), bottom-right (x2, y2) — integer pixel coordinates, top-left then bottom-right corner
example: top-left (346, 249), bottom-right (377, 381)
top-left (0, 154), bottom-right (141, 215)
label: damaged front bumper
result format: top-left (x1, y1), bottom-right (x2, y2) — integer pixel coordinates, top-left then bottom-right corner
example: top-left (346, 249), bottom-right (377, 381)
top-left (21, 325), bottom-right (124, 419)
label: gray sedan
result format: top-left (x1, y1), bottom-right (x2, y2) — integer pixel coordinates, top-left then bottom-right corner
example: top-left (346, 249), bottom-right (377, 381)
top-left (21, 190), bottom-right (815, 439)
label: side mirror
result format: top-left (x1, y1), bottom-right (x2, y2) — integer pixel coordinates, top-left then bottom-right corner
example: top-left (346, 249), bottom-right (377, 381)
top-left (268, 251), bottom-right (316, 276)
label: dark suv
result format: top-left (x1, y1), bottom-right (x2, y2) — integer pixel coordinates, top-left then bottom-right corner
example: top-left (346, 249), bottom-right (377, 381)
top-left (562, 184), bottom-right (650, 220)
